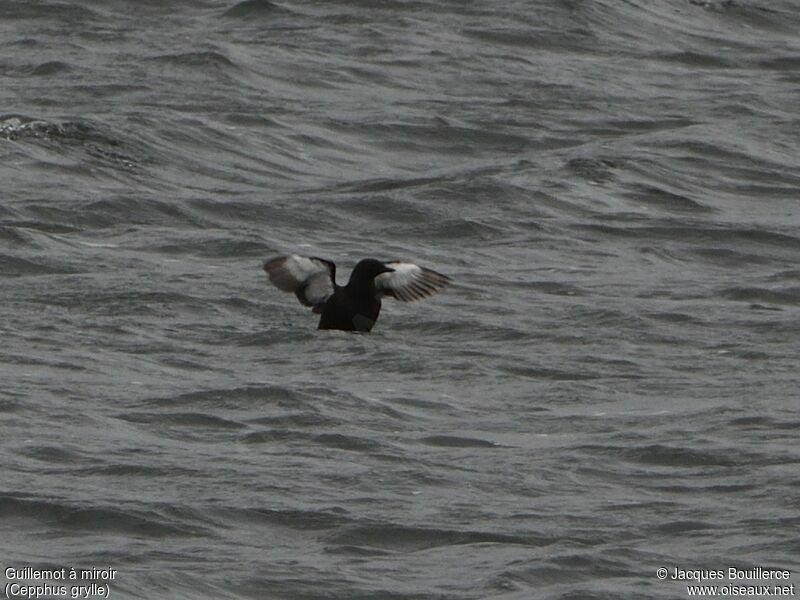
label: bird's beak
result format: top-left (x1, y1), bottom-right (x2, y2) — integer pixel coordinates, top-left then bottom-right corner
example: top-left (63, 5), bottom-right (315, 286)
top-left (382, 266), bottom-right (395, 274)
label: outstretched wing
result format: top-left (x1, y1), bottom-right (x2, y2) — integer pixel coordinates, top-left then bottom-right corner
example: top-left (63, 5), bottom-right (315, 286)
top-left (263, 255), bottom-right (336, 312)
top-left (374, 262), bottom-right (450, 302)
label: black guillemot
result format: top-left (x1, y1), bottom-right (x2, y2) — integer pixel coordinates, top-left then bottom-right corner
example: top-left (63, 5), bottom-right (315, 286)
top-left (263, 255), bottom-right (450, 332)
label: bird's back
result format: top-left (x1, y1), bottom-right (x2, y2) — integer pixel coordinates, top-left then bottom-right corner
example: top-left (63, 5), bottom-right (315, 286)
top-left (318, 287), bottom-right (381, 332)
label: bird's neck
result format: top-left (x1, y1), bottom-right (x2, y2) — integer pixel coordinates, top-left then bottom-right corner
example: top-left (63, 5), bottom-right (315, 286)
top-left (345, 278), bottom-right (375, 293)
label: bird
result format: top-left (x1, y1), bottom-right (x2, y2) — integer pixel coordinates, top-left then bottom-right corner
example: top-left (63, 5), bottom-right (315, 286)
top-left (262, 254), bottom-right (450, 332)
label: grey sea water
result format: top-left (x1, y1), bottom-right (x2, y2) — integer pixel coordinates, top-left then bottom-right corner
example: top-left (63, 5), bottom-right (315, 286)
top-left (2, 1), bottom-right (800, 598)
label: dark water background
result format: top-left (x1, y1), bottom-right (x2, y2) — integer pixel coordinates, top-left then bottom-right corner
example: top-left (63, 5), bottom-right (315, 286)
top-left (2, 1), bottom-right (800, 598)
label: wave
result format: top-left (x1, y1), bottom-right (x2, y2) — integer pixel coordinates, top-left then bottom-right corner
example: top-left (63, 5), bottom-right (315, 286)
top-left (222, 0), bottom-right (292, 19)
top-left (0, 493), bottom-right (206, 537)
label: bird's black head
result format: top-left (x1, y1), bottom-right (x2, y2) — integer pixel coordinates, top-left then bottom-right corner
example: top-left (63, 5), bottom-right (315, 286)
top-left (348, 258), bottom-right (393, 287)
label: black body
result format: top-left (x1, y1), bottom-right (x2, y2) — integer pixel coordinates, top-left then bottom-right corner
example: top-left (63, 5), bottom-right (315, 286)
top-left (318, 259), bottom-right (391, 332)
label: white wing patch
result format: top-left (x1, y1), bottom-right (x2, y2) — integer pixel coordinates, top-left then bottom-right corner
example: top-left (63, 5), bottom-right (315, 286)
top-left (375, 261), bottom-right (450, 302)
top-left (263, 255), bottom-right (335, 309)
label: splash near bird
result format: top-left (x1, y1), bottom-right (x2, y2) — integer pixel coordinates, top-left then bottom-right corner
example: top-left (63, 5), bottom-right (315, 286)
top-left (263, 255), bottom-right (450, 332)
